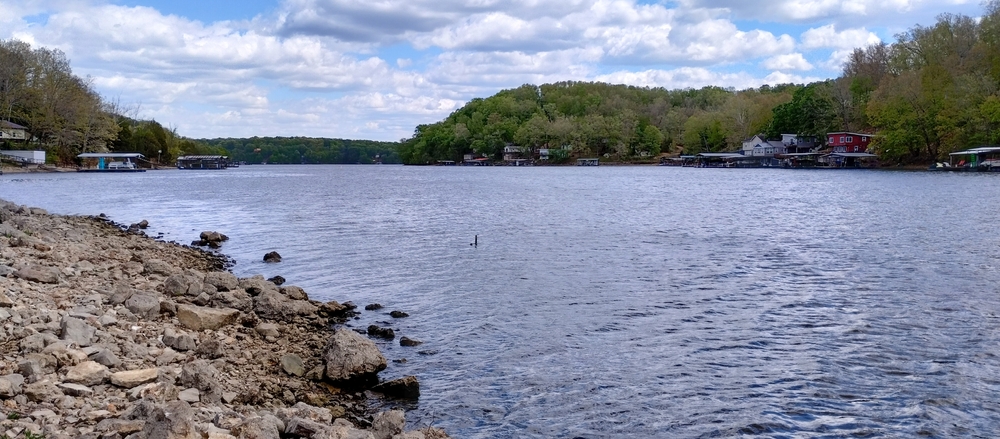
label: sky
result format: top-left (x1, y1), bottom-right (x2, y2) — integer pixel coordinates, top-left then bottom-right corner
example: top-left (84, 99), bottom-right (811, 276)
top-left (0, 0), bottom-right (984, 141)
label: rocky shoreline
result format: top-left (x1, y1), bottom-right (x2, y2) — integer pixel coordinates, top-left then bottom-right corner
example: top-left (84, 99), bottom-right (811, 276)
top-left (0, 199), bottom-right (447, 439)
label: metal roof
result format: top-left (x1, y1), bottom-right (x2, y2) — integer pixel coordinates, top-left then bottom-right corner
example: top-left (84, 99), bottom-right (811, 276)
top-left (177, 155), bottom-right (228, 160)
top-left (949, 146), bottom-right (1000, 156)
top-left (697, 153), bottom-right (750, 158)
top-left (826, 152), bottom-right (878, 158)
top-left (77, 153), bottom-right (144, 158)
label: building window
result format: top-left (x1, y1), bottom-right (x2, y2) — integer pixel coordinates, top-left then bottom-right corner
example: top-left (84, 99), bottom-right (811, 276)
top-left (854, 145), bottom-right (859, 152)
top-left (840, 136), bottom-right (846, 143)
top-left (829, 136), bottom-right (834, 144)
top-left (846, 136), bottom-right (853, 142)
top-left (862, 136), bottom-right (868, 142)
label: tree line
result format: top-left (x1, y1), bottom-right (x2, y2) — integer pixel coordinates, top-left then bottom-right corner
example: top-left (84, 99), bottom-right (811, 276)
top-left (0, 39), bottom-right (225, 164)
top-left (0, 39), bottom-right (395, 166)
top-left (401, 1), bottom-right (1000, 165)
top-left (199, 137), bottom-right (400, 164)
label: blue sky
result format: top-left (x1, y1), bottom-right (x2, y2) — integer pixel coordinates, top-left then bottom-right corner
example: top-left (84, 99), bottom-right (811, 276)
top-left (0, 0), bottom-right (984, 140)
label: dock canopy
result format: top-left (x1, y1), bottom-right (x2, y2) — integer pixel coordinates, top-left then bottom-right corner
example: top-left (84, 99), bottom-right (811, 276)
top-left (77, 152), bottom-right (145, 171)
top-left (947, 145), bottom-right (1000, 169)
top-left (77, 153), bottom-right (145, 159)
top-left (177, 155), bottom-right (230, 170)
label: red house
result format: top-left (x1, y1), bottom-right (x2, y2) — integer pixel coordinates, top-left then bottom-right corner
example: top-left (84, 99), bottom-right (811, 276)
top-left (826, 132), bottom-right (872, 153)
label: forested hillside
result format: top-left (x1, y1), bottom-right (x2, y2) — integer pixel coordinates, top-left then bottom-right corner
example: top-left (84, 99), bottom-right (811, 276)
top-left (401, 2), bottom-right (1000, 165)
top-left (201, 137), bottom-right (400, 164)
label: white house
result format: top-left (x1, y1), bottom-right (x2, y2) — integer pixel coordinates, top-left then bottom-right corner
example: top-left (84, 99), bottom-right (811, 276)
top-left (741, 134), bottom-right (786, 157)
top-left (0, 121), bottom-right (27, 141)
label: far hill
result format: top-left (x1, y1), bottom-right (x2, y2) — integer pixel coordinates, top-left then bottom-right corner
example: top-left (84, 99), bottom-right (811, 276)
top-left (199, 137), bottom-right (400, 165)
top-left (401, 2), bottom-right (1000, 166)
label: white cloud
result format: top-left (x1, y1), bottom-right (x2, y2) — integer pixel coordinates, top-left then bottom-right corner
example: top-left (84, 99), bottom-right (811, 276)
top-left (0, 0), bottom-right (984, 140)
top-left (762, 53), bottom-right (813, 71)
top-left (800, 24), bottom-right (881, 50)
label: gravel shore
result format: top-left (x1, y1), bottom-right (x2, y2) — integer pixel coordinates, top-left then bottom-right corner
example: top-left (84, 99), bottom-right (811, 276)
top-left (0, 199), bottom-right (446, 439)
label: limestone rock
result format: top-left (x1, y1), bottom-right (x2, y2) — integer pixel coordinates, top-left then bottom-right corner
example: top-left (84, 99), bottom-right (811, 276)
top-left (367, 325), bottom-right (395, 340)
top-left (255, 322), bottom-right (280, 338)
top-left (204, 271), bottom-right (239, 292)
top-left (60, 315), bottom-right (96, 347)
top-left (64, 361), bottom-right (110, 386)
top-left (0, 291), bottom-right (13, 307)
top-left (14, 264), bottom-right (60, 284)
top-left (279, 285), bottom-right (308, 300)
top-left (56, 382), bottom-right (94, 397)
top-left (400, 337), bottom-right (423, 347)
top-left (110, 368), bottom-right (159, 388)
top-left (323, 329), bottom-right (387, 382)
top-left (372, 410), bottom-right (405, 439)
top-left (239, 275), bottom-right (280, 296)
top-left (24, 379), bottom-right (61, 402)
top-left (178, 387), bottom-right (200, 403)
top-left (144, 259), bottom-right (176, 276)
top-left (231, 415), bottom-right (282, 439)
top-left (176, 304), bottom-right (240, 331)
top-left (142, 400), bottom-right (199, 439)
top-left (280, 354), bottom-right (306, 377)
top-left (254, 290), bottom-right (318, 321)
top-left (126, 293), bottom-right (161, 320)
top-left (212, 290), bottom-right (254, 312)
top-left (372, 376), bottom-right (420, 400)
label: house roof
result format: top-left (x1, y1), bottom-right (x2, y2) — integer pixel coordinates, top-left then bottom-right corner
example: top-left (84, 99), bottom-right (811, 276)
top-left (827, 152), bottom-right (878, 158)
top-left (1, 121), bottom-right (27, 130)
top-left (698, 153), bottom-right (750, 159)
top-left (77, 153), bottom-right (144, 159)
top-left (177, 155), bottom-right (228, 160)
top-left (949, 146), bottom-right (1000, 156)
top-left (826, 132), bottom-right (873, 137)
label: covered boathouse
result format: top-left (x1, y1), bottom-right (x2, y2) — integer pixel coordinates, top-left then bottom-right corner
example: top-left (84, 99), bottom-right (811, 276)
top-left (177, 155), bottom-right (230, 169)
top-left (76, 153), bottom-right (147, 172)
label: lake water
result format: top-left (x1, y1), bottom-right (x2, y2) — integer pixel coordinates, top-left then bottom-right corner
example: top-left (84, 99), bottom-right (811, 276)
top-left (3, 165), bottom-right (1000, 437)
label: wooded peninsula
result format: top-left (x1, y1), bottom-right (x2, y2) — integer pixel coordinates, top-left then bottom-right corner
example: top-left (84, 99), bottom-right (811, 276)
top-left (3, 2), bottom-right (1000, 167)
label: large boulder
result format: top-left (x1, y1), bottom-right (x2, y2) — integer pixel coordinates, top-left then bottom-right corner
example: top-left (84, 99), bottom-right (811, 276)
top-left (204, 271), bottom-right (239, 292)
top-left (372, 376), bottom-right (420, 400)
top-left (125, 293), bottom-right (161, 320)
top-left (254, 291), bottom-right (318, 321)
top-left (142, 400), bottom-right (199, 439)
top-left (323, 329), bottom-right (386, 383)
top-left (176, 304), bottom-right (240, 331)
top-left (280, 286), bottom-right (308, 300)
top-left (14, 265), bottom-right (59, 284)
top-left (239, 275), bottom-right (280, 296)
top-left (211, 290), bottom-right (253, 312)
top-left (60, 316), bottom-right (96, 347)
top-left (372, 410), bottom-right (405, 439)
top-left (163, 274), bottom-right (206, 297)
top-left (180, 360), bottom-right (222, 403)
top-left (231, 415), bottom-right (283, 439)
top-left (64, 361), bottom-right (109, 386)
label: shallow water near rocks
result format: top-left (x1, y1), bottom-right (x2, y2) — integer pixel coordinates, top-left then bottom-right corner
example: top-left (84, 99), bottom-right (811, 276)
top-left (4, 165), bottom-right (1000, 437)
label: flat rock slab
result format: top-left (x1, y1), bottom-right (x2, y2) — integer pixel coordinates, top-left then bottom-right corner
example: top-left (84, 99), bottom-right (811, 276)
top-left (110, 368), bottom-right (159, 388)
top-left (64, 361), bottom-right (109, 386)
top-left (177, 304), bottom-right (240, 331)
top-left (57, 382), bottom-right (94, 397)
top-left (14, 265), bottom-right (60, 284)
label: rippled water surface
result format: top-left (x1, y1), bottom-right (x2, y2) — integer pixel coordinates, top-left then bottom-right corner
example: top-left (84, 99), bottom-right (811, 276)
top-left (4, 165), bottom-right (1000, 437)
